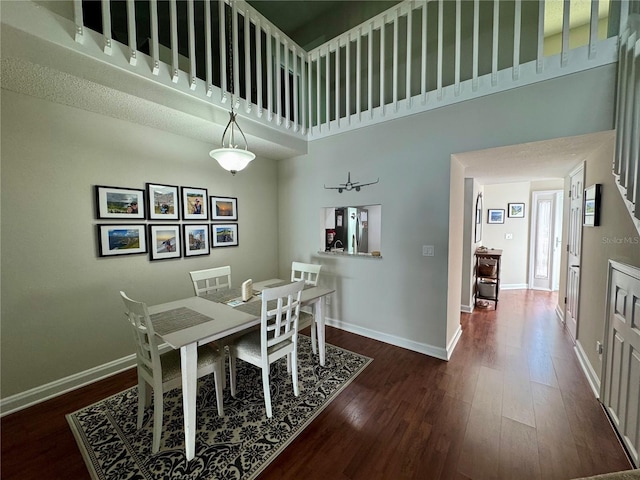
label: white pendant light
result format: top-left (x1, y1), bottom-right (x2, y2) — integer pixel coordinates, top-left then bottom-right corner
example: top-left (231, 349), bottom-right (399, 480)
top-left (209, 109), bottom-right (255, 175)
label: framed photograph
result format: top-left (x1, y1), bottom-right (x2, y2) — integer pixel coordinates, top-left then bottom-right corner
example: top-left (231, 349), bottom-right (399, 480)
top-left (147, 183), bottom-right (179, 220)
top-left (474, 193), bottom-right (483, 243)
top-left (212, 223), bottom-right (239, 247)
top-left (487, 209), bottom-right (505, 224)
top-left (97, 224), bottom-right (147, 257)
top-left (583, 184), bottom-right (602, 227)
top-left (210, 196), bottom-right (238, 221)
top-left (149, 224), bottom-right (181, 261)
top-left (508, 203), bottom-right (525, 218)
top-left (95, 185), bottom-right (145, 219)
top-left (183, 224), bottom-right (210, 257)
top-left (181, 186), bottom-right (208, 220)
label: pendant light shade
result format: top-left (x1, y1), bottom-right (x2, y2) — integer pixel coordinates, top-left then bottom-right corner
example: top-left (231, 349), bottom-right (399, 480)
top-left (209, 110), bottom-right (255, 175)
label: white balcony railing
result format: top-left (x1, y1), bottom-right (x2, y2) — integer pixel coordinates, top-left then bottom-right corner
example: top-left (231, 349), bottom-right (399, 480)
top-left (71, 0), bottom-right (630, 140)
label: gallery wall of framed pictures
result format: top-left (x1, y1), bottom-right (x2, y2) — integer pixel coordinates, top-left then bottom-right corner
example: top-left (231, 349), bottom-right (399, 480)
top-left (94, 184), bottom-right (239, 260)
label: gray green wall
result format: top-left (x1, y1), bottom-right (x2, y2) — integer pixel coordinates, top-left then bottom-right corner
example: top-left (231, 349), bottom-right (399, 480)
top-left (276, 64), bottom-right (618, 355)
top-left (0, 89), bottom-right (280, 399)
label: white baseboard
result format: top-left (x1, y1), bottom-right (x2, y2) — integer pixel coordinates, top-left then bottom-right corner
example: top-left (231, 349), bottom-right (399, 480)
top-left (555, 304), bottom-right (565, 324)
top-left (0, 342), bottom-right (173, 418)
top-left (3, 321), bottom-right (451, 416)
top-left (1, 354), bottom-right (137, 417)
top-left (446, 325), bottom-right (463, 360)
top-left (325, 317), bottom-right (449, 361)
top-left (500, 283), bottom-right (529, 290)
top-left (575, 340), bottom-right (601, 399)
top-left (460, 304), bottom-right (474, 313)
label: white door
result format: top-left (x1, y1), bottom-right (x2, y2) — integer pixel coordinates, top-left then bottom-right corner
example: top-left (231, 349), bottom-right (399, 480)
top-left (566, 165), bottom-right (584, 341)
top-left (602, 261), bottom-right (640, 468)
top-left (529, 190), bottom-right (563, 291)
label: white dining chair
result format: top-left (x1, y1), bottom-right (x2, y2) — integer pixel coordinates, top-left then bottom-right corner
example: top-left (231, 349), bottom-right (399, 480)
top-left (228, 280), bottom-right (305, 418)
top-left (189, 266), bottom-right (232, 296)
top-left (291, 261), bottom-right (322, 353)
top-left (120, 291), bottom-right (225, 453)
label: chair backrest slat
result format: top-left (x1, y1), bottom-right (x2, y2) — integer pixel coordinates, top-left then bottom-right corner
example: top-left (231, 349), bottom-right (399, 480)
top-left (261, 280), bottom-right (304, 347)
top-left (291, 261), bottom-right (321, 286)
top-left (120, 291), bottom-right (161, 378)
top-left (190, 266), bottom-right (232, 296)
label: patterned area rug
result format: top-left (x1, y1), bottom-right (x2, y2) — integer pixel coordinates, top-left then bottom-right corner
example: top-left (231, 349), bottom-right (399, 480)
top-left (67, 336), bottom-right (371, 480)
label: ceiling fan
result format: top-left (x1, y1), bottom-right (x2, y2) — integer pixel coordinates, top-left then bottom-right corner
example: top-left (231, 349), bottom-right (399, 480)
top-left (324, 172), bottom-right (379, 193)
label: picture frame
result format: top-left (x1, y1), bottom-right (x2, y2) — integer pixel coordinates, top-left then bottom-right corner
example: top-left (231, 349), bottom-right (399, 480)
top-left (97, 224), bottom-right (147, 257)
top-left (181, 186), bottom-right (208, 221)
top-left (487, 209), bottom-right (505, 224)
top-left (474, 193), bottom-right (483, 243)
top-left (149, 224), bottom-right (181, 261)
top-left (210, 196), bottom-right (238, 221)
top-left (147, 183), bottom-right (179, 220)
top-left (508, 203), bottom-right (525, 218)
top-left (212, 223), bottom-right (239, 248)
top-left (183, 224), bottom-right (210, 257)
top-left (583, 184), bottom-right (602, 227)
top-left (95, 185), bottom-right (145, 219)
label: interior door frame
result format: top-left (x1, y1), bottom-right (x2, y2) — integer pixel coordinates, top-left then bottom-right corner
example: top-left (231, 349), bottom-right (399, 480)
top-left (565, 162), bottom-right (584, 340)
top-left (528, 189), bottom-right (563, 291)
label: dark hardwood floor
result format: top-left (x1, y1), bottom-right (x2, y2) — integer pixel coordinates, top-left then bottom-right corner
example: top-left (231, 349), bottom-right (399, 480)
top-left (1, 290), bottom-right (633, 479)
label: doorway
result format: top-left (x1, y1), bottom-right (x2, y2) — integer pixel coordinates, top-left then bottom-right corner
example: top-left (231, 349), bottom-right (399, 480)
top-left (529, 190), bottom-right (564, 291)
top-left (565, 163), bottom-right (584, 341)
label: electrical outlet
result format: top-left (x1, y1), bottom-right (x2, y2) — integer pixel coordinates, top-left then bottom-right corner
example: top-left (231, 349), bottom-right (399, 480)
top-left (423, 245), bottom-right (435, 257)
top-left (325, 294), bottom-right (331, 306)
top-left (505, 233), bottom-right (513, 240)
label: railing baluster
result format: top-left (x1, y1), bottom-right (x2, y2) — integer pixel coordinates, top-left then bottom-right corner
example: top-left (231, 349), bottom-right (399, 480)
top-left (421, 2), bottom-right (427, 102)
top-left (631, 40), bottom-right (640, 212)
top-left (204, 0), bottom-right (213, 97)
top-left (219, 0), bottom-right (227, 98)
top-left (473, 0), bottom-right (479, 90)
top-left (589, 0), bottom-right (599, 59)
top-left (393, 11), bottom-right (399, 110)
top-left (368, 22), bottom-right (373, 118)
top-left (455, 0), bottom-right (461, 95)
top-left (492, 0), bottom-right (499, 86)
top-left (169, 0), bottom-right (179, 83)
top-left (325, 45), bottom-right (330, 129)
top-left (513, 0), bottom-right (521, 80)
top-left (150, 0), bottom-right (160, 75)
top-left (302, 52), bottom-right (308, 133)
top-left (615, 28), bottom-right (630, 176)
top-left (294, 50), bottom-right (299, 131)
top-left (188, 0), bottom-right (196, 90)
top-left (73, 0), bottom-right (84, 43)
top-left (561, 0), bottom-right (570, 67)
top-left (316, 52), bottom-right (321, 130)
top-left (346, 33), bottom-right (351, 124)
top-left (256, 18), bottom-right (263, 114)
top-left (126, 0), bottom-right (137, 65)
top-left (356, 27), bottom-right (362, 120)
top-left (244, 8), bottom-right (251, 110)
top-left (101, 0), bottom-right (112, 54)
top-left (537, 0), bottom-right (545, 74)
top-left (266, 25), bottom-right (273, 120)
top-left (406, 4), bottom-right (413, 105)
top-left (380, 15), bottom-right (386, 115)
top-left (622, 33), bottom-right (637, 189)
top-left (284, 39), bottom-right (290, 127)
top-left (437, 0), bottom-right (443, 99)
top-left (232, 1), bottom-right (240, 98)
top-left (276, 34), bottom-right (282, 124)
top-left (336, 40), bottom-right (340, 126)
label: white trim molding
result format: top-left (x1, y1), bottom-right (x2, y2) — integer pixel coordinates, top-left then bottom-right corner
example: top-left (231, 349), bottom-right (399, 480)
top-left (555, 303), bottom-right (565, 324)
top-left (575, 340), bottom-right (601, 398)
top-left (460, 304), bottom-right (474, 313)
top-left (325, 317), bottom-right (450, 361)
top-left (500, 283), bottom-right (529, 290)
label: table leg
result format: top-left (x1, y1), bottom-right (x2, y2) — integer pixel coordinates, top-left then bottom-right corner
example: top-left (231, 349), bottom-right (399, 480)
top-left (180, 343), bottom-right (197, 461)
top-left (315, 298), bottom-right (326, 366)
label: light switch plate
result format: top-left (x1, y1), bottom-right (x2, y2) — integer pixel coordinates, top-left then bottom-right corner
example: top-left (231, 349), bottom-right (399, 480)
top-left (423, 245), bottom-right (435, 256)
top-left (505, 233), bottom-right (513, 240)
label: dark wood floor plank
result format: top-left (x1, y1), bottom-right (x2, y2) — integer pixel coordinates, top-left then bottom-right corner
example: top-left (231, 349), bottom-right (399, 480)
top-left (1, 291), bottom-right (633, 480)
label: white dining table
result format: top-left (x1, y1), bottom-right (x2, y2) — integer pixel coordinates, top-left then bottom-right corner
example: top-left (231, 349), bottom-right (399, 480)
top-left (147, 278), bottom-right (334, 461)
